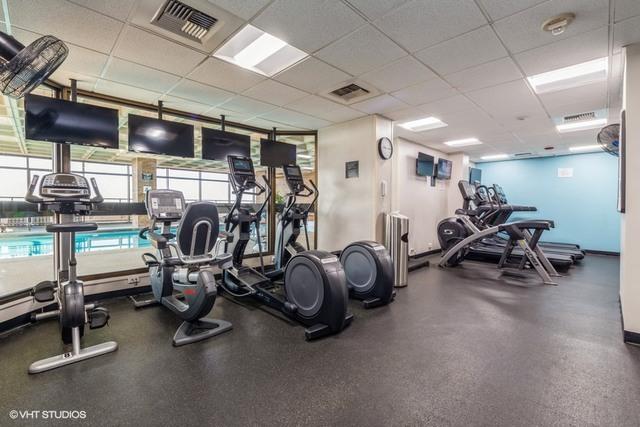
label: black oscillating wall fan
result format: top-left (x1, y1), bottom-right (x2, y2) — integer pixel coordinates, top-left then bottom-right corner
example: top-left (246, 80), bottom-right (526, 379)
top-left (597, 124), bottom-right (620, 157)
top-left (0, 31), bottom-right (68, 98)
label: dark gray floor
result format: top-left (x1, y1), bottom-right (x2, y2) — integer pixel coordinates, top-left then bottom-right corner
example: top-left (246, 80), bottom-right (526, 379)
top-left (1, 255), bottom-right (639, 426)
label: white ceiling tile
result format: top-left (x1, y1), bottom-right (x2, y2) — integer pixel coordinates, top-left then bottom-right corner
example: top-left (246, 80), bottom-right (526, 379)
top-left (8, 0), bottom-right (123, 53)
top-left (615, 0), bottom-right (640, 22)
top-left (259, 108), bottom-right (332, 129)
top-left (391, 78), bottom-right (457, 106)
top-left (188, 58), bottom-right (265, 93)
top-left (104, 58), bottom-right (182, 93)
top-left (169, 80), bottom-right (235, 106)
top-left (114, 26), bottom-right (206, 75)
top-left (218, 95), bottom-right (277, 116)
top-left (244, 117), bottom-right (304, 131)
top-left (95, 79), bottom-right (161, 104)
top-left (252, 0), bottom-right (365, 52)
top-left (207, 107), bottom-right (256, 123)
top-left (375, 0), bottom-right (487, 52)
top-left (493, 0), bottom-right (609, 54)
top-left (206, 0), bottom-right (271, 19)
top-left (514, 26), bottom-right (608, 76)
top-left (286, 95), bottom-right (365, 122)
top-left (385, 106), bottom-right (430, 121)
top-left (445, 57), bottom-right (522, 92)
top-left (243, 80), bottom-right (309, 106)
top-left (614, 15), bottom-right (640, 51)
top-left (466, 79), bottom-right (545, 118)
top-left (360, 56), bottom-right (436, 93)
top-left (274, 57), bottom-right (351, 94)
top-left (315, 25), bottom-right (405, 76)
top-left (414, 25), bottom-right (508, 75)
top-left (346, 0), bottom-right (411, 20)
top-left (419, 95), bottom-right (478, 116)
top-left (478, 0), bottom-right (547, 21)
top-left (351, 94), bottom-right (408, 114)
top-left (68, 0), bottom-right (136, 21)
top-left (159, 95), bottom-right (212, 115)
top-left (499, 115), bottom-right (553, 132)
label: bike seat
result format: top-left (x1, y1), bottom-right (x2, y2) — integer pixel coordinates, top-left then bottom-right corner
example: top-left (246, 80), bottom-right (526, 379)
top-left (46, 222), bottom-right (98, 233)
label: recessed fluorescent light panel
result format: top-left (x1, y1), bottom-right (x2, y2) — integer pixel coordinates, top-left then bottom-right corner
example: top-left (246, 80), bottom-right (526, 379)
top-left (481, 154), bottom-right (509, 161)
top-left (528, 57), bottom-right (608, 94)
top-left (398, 117), bottom-right (447, 132)
top-left (569, 144), bottom-right (601, 152)
top-left (444, 138), bottom-right (482, 147)
top-left (556, 118), bottom-right (607, 133)
top-left (213, 25), bottom-right (307, 76)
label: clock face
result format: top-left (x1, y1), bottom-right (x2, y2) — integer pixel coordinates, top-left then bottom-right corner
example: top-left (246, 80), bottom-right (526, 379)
top-left (378, 137), bottom-right (393, 160)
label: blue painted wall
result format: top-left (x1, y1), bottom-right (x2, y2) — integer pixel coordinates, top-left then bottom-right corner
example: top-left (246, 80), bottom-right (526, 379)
top-left (478, 152), bottom-right (620, 252)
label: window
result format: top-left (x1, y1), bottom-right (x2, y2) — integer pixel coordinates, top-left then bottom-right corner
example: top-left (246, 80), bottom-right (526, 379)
top-left (0, 169), bottom-right (28, 198)
top-left (202, 181), bottom-right (228, 201)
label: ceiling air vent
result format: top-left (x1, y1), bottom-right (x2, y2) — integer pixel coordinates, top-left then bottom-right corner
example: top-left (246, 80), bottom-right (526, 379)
top-left (152, 0), bottom-right (218, 43)
top-left (514, 152), bottom-right (533, 157)
top-left (563, 111), bottom-right (595, 123)
top-left (330, 83), bottom-right (370, 102)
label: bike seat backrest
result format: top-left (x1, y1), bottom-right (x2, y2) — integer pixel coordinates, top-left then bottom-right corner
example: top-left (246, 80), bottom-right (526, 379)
top-left (146, 189), bottom-right (185, 221)
top-left (177, 202), bottom-right (221, 257)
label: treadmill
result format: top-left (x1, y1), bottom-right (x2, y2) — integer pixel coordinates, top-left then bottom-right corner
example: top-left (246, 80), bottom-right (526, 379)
top-left (488, 184), bottom-right (585, 260)
top-left (457, 181), bottom-right (574, 270)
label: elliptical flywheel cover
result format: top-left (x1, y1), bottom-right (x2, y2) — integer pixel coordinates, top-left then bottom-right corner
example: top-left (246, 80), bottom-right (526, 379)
top-left (284, 254), bottom-right (326, 318)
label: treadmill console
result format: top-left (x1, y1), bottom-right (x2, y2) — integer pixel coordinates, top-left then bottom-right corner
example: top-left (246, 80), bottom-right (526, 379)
top-left (283, 164), bottom-right (304, 194)
top-left (40, 173), bottom-right (90, 199)
top-left (228, 155), bottom-right (256, 189)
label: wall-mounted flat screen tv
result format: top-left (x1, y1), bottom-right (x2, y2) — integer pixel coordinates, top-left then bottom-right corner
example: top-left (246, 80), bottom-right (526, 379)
top-left (128, 114), bottom-right (194, 158)
top-left (25, 94), bottom-right (119, 149)
top-left (201, 128), bottom-right (250, 161)
top-left (260, 139), bottom-right (296, 167)
top-left (416, 152), bottom-right (435, 177)
top-left (436, 158), bottom-right (453, 180)
top-left (469, 167), bottom-right (482, 185)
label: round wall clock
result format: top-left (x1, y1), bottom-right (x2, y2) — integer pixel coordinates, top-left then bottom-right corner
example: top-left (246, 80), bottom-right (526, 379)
top-left (378, 137), bottom-right (393, 160)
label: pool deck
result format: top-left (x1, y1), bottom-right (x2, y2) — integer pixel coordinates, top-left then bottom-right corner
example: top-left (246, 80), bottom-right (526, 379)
top-left (0, 247), bottom-right (148, 297)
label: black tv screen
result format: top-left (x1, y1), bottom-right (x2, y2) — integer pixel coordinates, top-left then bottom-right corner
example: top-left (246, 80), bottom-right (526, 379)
top-left (437, 158), bottom-right (453, 180)
top-left (201, 128), bottom-right (250, 161)
top-left (416, 152), bottom-right (435, 177)
top-left (469, 167), bottom-right (482, 184)
top-left (25, 94), bottom-right (119, 148)
top-left (260, 139), bottom-right (296, 167)
top-left (128, 114), bottom-right (194, 158)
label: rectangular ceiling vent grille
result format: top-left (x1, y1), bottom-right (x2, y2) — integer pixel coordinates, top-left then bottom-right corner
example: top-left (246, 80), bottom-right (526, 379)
top-left (152, 0), bottom-right (217, 43)
top-left (330, 83), bottom-right (370, 101)
top-left (514, 152), bottom-right (533, 157)
top-left (563, 111), bottom-right (595, 123)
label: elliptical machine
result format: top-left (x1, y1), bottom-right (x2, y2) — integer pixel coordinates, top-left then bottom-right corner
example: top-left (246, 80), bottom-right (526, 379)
top-left (134, 189), bottom-right (233, 346)
top-left (275, 164), bottom-right (395, 308)
top-left (25, 173), bottom-right (117, 374)
top-left (220, 155), bottom-right (352, 340)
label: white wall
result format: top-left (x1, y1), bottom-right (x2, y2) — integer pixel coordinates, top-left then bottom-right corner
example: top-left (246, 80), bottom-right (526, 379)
top-left (391, 138), bottom-right (454, 254)
top-left (317, 115), bottom-right (393, 251)
top-left (620, 44), bottom-right (640, 336)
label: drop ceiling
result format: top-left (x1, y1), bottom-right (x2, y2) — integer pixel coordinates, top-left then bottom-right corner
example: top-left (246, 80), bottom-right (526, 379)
top-left (1, 0), bottom-right (638, 162)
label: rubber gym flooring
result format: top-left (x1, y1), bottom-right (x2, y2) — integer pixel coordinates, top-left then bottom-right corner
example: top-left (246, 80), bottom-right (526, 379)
top-left (1, 254), bottom-right (638, 426)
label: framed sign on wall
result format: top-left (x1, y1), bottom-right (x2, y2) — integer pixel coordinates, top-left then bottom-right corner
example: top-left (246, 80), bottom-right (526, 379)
top-left (345, 161), bottom-right (359, 179)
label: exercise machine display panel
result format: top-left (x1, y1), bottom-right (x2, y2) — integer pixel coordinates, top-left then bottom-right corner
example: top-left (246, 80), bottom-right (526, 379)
top-left (128, 114), bottom-right (194, 158)
top-left (201, 128), bottom-right (250, 161)
top-left (25, 94), bottom-right (119, 148)
top-left (469, 167), bottom-right (482, 185)
top-left (260, 139), bottom-right (296, 167)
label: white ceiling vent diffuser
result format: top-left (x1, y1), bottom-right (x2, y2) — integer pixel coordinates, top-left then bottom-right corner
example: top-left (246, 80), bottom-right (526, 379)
top-left (151, 0), bottom-right (218, 43)
top-left (323, 80), bottom-right (379, 104)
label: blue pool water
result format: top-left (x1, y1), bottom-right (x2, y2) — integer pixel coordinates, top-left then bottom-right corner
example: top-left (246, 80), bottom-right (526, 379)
top-left (0, 229), bottom-right (152, 259)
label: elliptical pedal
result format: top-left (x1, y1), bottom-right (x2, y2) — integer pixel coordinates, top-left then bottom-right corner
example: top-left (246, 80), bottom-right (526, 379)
top-left (33, 281), bottom-right (56, 303)
top-left (89, 307), bottom-right (110, 329)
